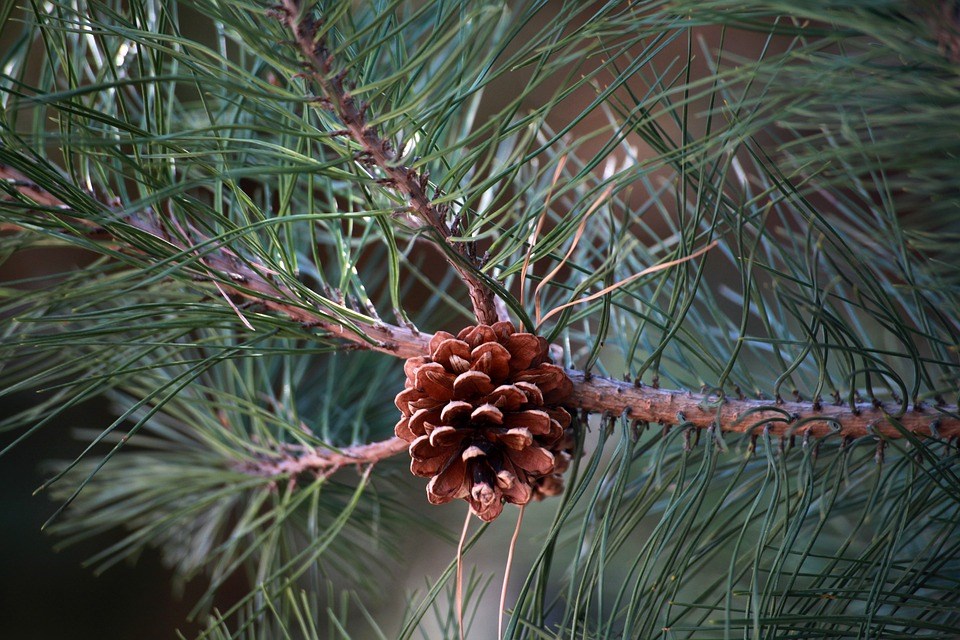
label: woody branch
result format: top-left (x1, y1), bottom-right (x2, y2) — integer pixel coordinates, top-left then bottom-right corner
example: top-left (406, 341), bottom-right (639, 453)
top-left (2, 158), bottom-right (958, 478)
top-left (237, 438), bottom-right (409, 478)
top-left (273, 0), bottom-right (501, 326)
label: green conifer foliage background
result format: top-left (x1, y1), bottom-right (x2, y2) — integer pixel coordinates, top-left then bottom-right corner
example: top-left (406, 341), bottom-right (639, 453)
top-left (1, 1), bottom-right (958, 638)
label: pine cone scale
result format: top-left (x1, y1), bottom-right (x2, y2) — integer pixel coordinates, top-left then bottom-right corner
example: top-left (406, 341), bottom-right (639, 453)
top-left (395, 417), bottom-right (417, 441)
top-left (487, 384), bottom-right (526, 410)
top-left (426, 457), bottom-right (469, 503)
top-left (504, 409), bottom-right (551, 434)
top-left (508, 446), bottom-right (555, 475)
top-left (471, 403), bottom-right (503, 424)
top-left (495, 427), bottom-right (533, 449)
top-left (453, 370), bottom-right (494, 397)
top-left (440, 400), bottom-right (472, 423)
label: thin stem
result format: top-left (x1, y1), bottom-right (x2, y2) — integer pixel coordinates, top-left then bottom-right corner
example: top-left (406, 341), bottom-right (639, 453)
top-left (533, 185), bottom-right (612, 326)
top-left (537, 240), bottom-right (720, 327)
top-left (499, 504), bottom-right (525, 640)
top-left (235, 438), bottom-right (408, 477)
top-left (520, 155), bottom-right (568, 308)
top-left (457, 507), bottom-right (472, 640)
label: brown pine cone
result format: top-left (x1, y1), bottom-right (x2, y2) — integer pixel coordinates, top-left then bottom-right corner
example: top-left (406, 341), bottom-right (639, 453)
top-left (394, 321), bottom-right (574, 521)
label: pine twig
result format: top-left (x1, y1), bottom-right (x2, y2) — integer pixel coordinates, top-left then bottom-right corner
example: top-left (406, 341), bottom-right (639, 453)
top-left (565, 372), bottom-right (959, 440)
top-left (237, 438), bottom-right (409, 478)
top-left (0, 162), bottom-right (430, 358)
top-left (272, 0), bottom-right (501, 325)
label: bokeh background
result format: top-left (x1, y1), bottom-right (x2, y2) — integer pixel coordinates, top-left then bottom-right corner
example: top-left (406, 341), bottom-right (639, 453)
top-left (0, 247), bottom-right (211, 637)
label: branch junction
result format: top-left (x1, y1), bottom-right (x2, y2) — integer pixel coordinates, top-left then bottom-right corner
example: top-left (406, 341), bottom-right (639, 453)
top-left (2, 0), bottom-right (958, 480)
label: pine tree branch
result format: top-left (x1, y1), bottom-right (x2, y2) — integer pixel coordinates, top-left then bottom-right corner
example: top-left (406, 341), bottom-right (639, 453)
top-left (3, 162), bottom-right (959, 482)
top-left (241, 376), bottom-right (959, 479)
top-left (565, 372), bottom-right (959, 440)
top-left (0, 162), bottom-right (431, 358)
top-left (272, 0), bottom-right (501, 325)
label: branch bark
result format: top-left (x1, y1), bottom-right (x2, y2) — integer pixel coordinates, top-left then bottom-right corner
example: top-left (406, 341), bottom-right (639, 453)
top-left (566, 372), bottom-right (958, 440)
top-left (237, 438), bottom-right (409, 478)
top-left (273, 0), bottom-right (500, 325)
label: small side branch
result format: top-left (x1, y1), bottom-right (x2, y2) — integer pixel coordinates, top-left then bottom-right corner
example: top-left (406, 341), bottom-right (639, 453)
top-left (273, 0), bottom-right (500, 325)
top-left (237, 437), bottom-right (408, 478)
top-left (0, 162), bottom-right (430, 358)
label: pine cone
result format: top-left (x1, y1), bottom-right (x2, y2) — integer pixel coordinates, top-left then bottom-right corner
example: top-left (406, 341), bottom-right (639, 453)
top-left (394, 321), bottom-right (574, 521)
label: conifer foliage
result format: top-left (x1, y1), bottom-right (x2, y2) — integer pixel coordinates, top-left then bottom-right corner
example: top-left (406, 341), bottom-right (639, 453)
top-left (1, 1), bottom-right (959, 637)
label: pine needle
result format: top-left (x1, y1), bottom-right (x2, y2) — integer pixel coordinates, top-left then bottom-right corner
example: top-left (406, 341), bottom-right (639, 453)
top-left (520, 155), bottom-right (568, 307)
top-left (538, 240), bottom-right (719, 326)
top-left (534, 184), bottom-right (614, 325)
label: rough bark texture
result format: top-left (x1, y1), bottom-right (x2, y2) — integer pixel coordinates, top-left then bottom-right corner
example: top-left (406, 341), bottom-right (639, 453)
top-left (566, 372), bottom-right (956, 440)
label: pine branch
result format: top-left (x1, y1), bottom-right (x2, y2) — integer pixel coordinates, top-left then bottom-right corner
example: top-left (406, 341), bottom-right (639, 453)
top-left (272, 0), bottom-right (501, 325)
top-left (0, 162), bottom-right (431, 358)
top-left (3, 162), bottom-right (958, 481)
top-left (565, 372), bottom-right (959, 440)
